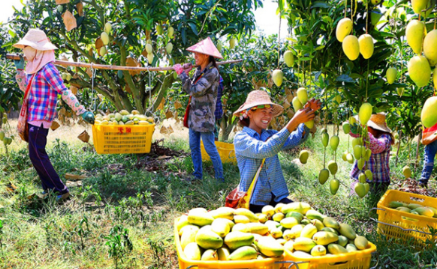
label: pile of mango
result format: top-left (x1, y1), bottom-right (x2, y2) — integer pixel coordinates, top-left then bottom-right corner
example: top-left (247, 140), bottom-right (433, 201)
top-left (176, 202), bottom-right (373, 262)
top-left (94, 110), bottom-right (154, 126)
top-left (389, 201), bottom-right (437, 218)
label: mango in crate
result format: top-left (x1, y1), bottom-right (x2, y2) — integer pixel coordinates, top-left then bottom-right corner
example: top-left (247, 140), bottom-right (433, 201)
top-left (201, 249), bottom-right (218, 261)
top-left (254, 236), bottom-right (284, 257)
top-left (195, 230), bottom-right (223, 249)
top-left (229, 246), bottom-right (257, 261)
top-left (217, 246), bottom-right (231, 261)
top-left (184, 242), bottom-right (201, 260)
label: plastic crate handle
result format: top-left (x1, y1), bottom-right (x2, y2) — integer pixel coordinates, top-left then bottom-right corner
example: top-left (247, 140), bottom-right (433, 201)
top-left (276, 261), bottom-right (308, 269)
top-left (369, 207), bottom-right (434, 236)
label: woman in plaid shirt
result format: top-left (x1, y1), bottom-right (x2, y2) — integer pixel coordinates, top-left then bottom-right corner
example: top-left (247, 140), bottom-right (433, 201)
top-left (233, 90), bottom-right (321, 213)
top-left (349, 113), bottom-right (394, 195)
top-left (13, 29), bottom-right (94, 202)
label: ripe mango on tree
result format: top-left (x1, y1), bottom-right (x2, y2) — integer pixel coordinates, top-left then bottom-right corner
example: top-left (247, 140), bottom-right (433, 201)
top-left (408, 56), bottom-right (431, 88)
top-left (421, 96), bottom-right (437, 128)
top-left (104, 22), bottom-right (112, 34)
top-left (406, 20), bottom-right (425, 54)
top-left (424, 29), bottom-right (437, 65)
top-left (386, 67), bottom-right (397, 84)
top-left (359, 103), bottom-right (372, 125)
top-left (342, 35), bottom-right (360, 61)
top-left (272, 69), bottom-right (284, 87)
top-left (284, 50), bottom-right (295, 67)
top-left (336, 18), bottom-right (353, 42)
top-left (358, 34), bottom-right (374, 59)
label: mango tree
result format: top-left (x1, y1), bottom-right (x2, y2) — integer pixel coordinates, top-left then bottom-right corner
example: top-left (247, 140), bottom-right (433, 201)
top-left (4, 0), bottom-right (262, 114)
top-left (0, 26), bottom-right (22, 128)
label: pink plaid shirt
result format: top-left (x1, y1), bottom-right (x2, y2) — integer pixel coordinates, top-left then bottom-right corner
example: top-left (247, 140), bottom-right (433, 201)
top-left (350, 132), bottom-right (392, 183)
top-left (16, 63), bottom-right (85, 125)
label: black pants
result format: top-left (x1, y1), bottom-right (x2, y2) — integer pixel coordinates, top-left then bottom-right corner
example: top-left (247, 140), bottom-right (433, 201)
top-left (249, 196), bottom-right (294, 213)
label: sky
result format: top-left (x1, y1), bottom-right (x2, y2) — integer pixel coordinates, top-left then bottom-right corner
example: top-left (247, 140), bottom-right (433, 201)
top-left (0, 0), bottom-right (287, 37)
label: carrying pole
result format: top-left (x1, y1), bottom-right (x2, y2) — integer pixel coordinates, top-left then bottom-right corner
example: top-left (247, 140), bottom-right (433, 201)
top-left (5, 54), bottom-right (242, 72)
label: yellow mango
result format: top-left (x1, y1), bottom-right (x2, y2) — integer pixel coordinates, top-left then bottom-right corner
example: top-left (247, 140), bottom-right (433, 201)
top-left (336, 18), bottom-right (353, 42)
top-left (408, 56), bottom-right (431, 88)
top-left (358, 34), bottom-right (374, 59)
top-left (342, 35), bottom-right (360, 61)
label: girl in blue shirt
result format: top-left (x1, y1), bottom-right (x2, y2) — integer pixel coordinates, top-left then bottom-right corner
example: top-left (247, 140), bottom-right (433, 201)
top-left (233, 90), bottom-right (321, 213)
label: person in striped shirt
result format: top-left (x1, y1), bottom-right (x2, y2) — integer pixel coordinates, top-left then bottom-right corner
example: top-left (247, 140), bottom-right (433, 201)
top-left (13, 29), bottom-right (94, 202)
top-left (349, 113), bottom-right (394, 195)
top-left (233, 90), bottom-right (321, 213)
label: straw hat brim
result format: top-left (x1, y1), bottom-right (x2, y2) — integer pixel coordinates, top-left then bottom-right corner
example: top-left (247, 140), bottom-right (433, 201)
top-left (13, 39), bottom-right (57, 51)
top-left (353, 115), bottom-right (392, 133)
top-left (233, 101), bottom-right (283, 118)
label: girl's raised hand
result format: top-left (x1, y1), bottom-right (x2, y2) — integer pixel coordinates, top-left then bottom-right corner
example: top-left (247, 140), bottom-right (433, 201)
top-left (293, 107), bottom-right (315, 125)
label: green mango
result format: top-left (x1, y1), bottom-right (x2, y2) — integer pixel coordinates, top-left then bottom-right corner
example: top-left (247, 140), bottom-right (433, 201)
top-left (354, 183), bottom-right (367, 198)
top-left (330, 136), bottom-right (340, 151)
top-left (330, 179), bottom-right (340, 195)
top-left (292, 97), bottom-right (303, 112)
top-left (358, 173), bottom-right (366, 183)
top-left (299, 150), bottom-right (310, 164)
top-left (346, 153), bottom-right (355, 164)
top-left (342, 151), bottom-right (348, 161)
top-left (319, 169), bottom-right (330, 185)
top-left (342, 122), bottom-right (351, 134)
top-left (352, 137), bottom-right (362, 148)
top-left (365, 170), bottom-right (373, 181)
top-left (321, 132), bottom-right (329, 148)
top-left (357, 158), bottom-right (365, 170)
top-left (327, 161), bottom-right (338, 175)
top-left (353, 145), bottom-right (362, 159)
top-left (364, 148), bottom-right (372, 161)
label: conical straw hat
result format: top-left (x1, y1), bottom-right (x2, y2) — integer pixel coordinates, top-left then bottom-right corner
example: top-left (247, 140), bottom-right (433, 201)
top-left (233, 90), bottom-right (283, 118)
top-left (186, 37), bottom-right (223, 59)
top-left (13, 29), bottom-right (57, 51)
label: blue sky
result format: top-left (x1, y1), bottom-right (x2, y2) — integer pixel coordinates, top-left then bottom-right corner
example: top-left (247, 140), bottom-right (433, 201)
top-left (1, 0), bottom-right (287, 37)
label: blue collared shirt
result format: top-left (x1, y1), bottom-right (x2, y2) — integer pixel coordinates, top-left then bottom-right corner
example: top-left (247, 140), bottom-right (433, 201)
top-left (234, 124), bottom-right (310, 206)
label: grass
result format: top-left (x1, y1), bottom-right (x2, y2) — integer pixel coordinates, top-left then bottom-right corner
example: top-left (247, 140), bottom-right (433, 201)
top-left (0, 123), bottom-right (436, 268)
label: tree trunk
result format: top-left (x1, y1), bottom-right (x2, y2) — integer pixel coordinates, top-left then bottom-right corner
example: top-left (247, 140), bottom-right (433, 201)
top-left (395, 130), bottom-right (402, 166)
top-left (415, 132), bottom-right (422, 170)
top-left (221, 115), bottom-right (235, 141)
top-left (151, 74), bottom-right (175, 112)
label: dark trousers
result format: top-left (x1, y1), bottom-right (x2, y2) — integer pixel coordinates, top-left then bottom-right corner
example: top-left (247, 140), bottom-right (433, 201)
top-left (249, 196), bottom-right (294, 213)
top-left (28, 124), bottom-right (69, 194)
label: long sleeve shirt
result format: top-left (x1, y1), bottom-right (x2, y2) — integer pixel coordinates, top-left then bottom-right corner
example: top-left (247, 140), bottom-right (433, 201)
top-left (234, 124), bottom-right (310, 206)
top-left (15, 63), bottom-right (85, 128)
top-left (179, 62), bottom-right (219, 133)
top-left (350, 132), bottom-right (392, 183)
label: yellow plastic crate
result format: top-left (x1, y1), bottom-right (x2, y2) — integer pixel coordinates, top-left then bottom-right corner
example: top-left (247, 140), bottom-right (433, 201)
top-left (200, 141), bottom-right (237, 164)
top-left (174, 218), bottom-right (284, 269)
top-left (374, 190), bottom-right (437, 246)
top-left (92, 124), bottom-right (155, 154)
top-left (283, 243), bottom-right (376, 269)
